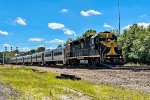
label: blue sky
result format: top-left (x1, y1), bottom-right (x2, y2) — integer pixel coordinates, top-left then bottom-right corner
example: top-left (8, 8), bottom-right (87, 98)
top-left (0, 0), bottom-right (150, 52)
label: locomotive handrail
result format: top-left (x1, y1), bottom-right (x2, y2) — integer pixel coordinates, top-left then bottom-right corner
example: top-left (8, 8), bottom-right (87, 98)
top-left (102, 47), bottom-right (107, 60)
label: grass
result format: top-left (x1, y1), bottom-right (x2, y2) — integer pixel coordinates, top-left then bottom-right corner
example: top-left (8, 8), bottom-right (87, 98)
top-left (0, 65), bottom-right (150, 100)
top-left (124, 63), bottom-right (140, 66)
top-left (124, 62), bottom-right (149, 66)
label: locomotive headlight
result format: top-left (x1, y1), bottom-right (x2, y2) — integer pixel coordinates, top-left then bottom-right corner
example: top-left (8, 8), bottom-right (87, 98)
top-left (120, 56), bottom-right (122, 58)
top-left (107, 57), bottom-right (110, 58)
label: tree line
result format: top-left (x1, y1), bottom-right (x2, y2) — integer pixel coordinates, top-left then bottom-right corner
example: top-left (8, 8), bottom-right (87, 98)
top-left (118, 24), bottom-right (150, 64)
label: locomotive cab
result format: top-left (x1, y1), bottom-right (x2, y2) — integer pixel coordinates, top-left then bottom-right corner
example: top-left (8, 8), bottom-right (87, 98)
top-left (97, 32), bottom-right (124, 65)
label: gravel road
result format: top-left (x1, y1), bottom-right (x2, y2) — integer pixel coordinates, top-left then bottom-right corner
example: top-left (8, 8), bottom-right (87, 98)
top-left (33, 66), bottom-right (150, 94)
top-left (0, 82), bottom-right (19, 100)
top-left (0, 91), bottom-right (5, 100)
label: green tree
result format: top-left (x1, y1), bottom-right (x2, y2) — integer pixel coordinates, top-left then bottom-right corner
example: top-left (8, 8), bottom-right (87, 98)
top-left (118, 23), bottom-right (150, 64)
top-left (65, 38), bottom-right (73, 45)
top-left (37, 46), bottom-right (45, 52)
top-left (76, 36), bottom-right (82, 39)
top-left (28, 49), bottom-right (36, 55)
top-left (14, 49), bottom-right (19, 54)
top-left (57, 44), bottom-right (62, 48)
top-left (82, 30), bottom-right (96, 37)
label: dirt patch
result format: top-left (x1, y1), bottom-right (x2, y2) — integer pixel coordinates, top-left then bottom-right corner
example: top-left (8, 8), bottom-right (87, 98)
top-left (31, 68), bottom-right (46, 74)
top-left (55, 87), bottom-right (94, 100)
top-left (0, 82), bottom-right (19, 100)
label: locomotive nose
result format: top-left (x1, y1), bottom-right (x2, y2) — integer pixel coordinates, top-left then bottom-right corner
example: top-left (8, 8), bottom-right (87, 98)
top-left (102, 40), bottom-right (118, 55)
top-left (102, 40), bottom-right (124, 65)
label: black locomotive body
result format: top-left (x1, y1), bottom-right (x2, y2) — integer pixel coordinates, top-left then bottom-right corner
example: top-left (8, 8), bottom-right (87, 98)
top-left (65, 31), bottom-right (124, 66)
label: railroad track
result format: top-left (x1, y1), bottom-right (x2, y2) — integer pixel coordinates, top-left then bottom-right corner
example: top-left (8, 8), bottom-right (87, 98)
top-left (41, 65), bottom-right (150, 71)
top-left (112, 66), bottom-right (150, 71)
top-left (4, 64), bottom-right (150, 71)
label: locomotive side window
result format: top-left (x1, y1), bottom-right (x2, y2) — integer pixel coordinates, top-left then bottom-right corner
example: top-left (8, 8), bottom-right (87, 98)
top-left (81, 43), bottom-right (84, 49)
top-left (96, 38), bottom-right (99, 42)
top-left (91, 38), bottom-right (94, 45)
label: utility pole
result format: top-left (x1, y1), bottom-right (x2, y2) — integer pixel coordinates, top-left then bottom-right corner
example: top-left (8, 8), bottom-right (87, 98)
top-left (3, 47), bottom-right (7, 65)
top-left (118, 0), bottom-right (121, 34)
top-left (2, 51), bottom-right (4, 65)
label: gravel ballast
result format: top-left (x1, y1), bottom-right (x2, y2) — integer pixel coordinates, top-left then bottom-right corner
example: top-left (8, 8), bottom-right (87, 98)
top-left (34, 66), bottom-right (150, 94)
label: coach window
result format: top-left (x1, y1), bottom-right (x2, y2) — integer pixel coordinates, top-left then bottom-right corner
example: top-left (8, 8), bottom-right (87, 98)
top-left (45, 53), bottom-right (51, 57)
top-left (33, 56), bottom-right (36, 59)
top-left (37, 55), bottom-right (41, 58)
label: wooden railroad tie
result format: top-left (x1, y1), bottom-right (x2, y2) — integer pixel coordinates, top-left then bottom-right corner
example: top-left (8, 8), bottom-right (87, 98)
top-left (56, 74), bottom-right (81, 80)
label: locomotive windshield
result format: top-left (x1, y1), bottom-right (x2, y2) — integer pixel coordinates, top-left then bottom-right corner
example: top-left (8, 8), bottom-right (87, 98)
top-left (98, 32), bottom-right (117, 41)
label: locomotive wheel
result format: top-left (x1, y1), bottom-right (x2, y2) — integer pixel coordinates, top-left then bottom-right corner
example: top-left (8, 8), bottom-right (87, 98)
top-left (70, 60), bottom-right (74, 66)
top-left (91, 59), bottom-right (96, 67)
top-left (75, 60), bottom-right (79, 66)
top-left (89, 59), bottom-right (93, 65)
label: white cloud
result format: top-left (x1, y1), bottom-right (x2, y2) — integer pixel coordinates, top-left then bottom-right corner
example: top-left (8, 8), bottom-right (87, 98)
top-left (123, 22), bottom-right (150, 30)
top-left (140, 14), bottom-right (147, 18)
top-left (48, 22), bottom-right (76, 36)
top-left (37, 44), bottom-right (45, 48)
top-left (138, 22), bottom-right (150, 28)
top-left (46, 47), bottom-right (56, 50)
top-left (122, 25), bottom-right (131, 30)
top-left (20, 47), bottom-right (31, 52)
top-left (47, 39), bottom-right (65, 43)
top-left (80, 10), bottom-right (102, 16)
top-left (60, 9), bottom-right (68, 13)
top-left (103, 23), bottom-right (112, 28)
top-left (29, 38), bottom-right (44, 42)
top-left (0, 30), bottom-right (9, 35)
top-left (48, 23), bottom-right (65, 29)
top-left (15, 17), bottom-right (27, 26)
top-left (63, 28), bottom-right (76, 36)
top-left (3, 44), bottom-right (10, 47)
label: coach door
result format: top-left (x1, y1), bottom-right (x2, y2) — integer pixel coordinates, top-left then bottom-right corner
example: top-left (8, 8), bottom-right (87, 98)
top-left (42, 53), bottom-right (44, 65)
top-left (52, 51), bottom-right (53, 60)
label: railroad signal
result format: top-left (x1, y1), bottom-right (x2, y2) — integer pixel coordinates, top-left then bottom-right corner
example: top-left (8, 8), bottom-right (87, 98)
top-left (5, 47), bottom-right (7, 51)
top-left (11, 47), bottom-right (13, 52)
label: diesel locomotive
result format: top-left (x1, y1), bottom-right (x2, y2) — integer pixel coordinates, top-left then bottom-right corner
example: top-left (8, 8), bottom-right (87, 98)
top-left (9, 31), bottom-right (124, 67)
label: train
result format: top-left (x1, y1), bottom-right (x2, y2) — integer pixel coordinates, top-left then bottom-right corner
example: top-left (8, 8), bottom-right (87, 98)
top-left (9, 31), bottom-right (124, 67)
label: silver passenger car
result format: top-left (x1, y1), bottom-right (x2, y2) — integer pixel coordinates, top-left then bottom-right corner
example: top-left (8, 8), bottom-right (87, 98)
top-left (52, 47), bottom-right (65, 64)
top-left (24, 55), bottom-right (32, 64)
top-left (31, 52), bottom-right (43, 65)
top-left (43, 49), bottom-right (53, 64)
